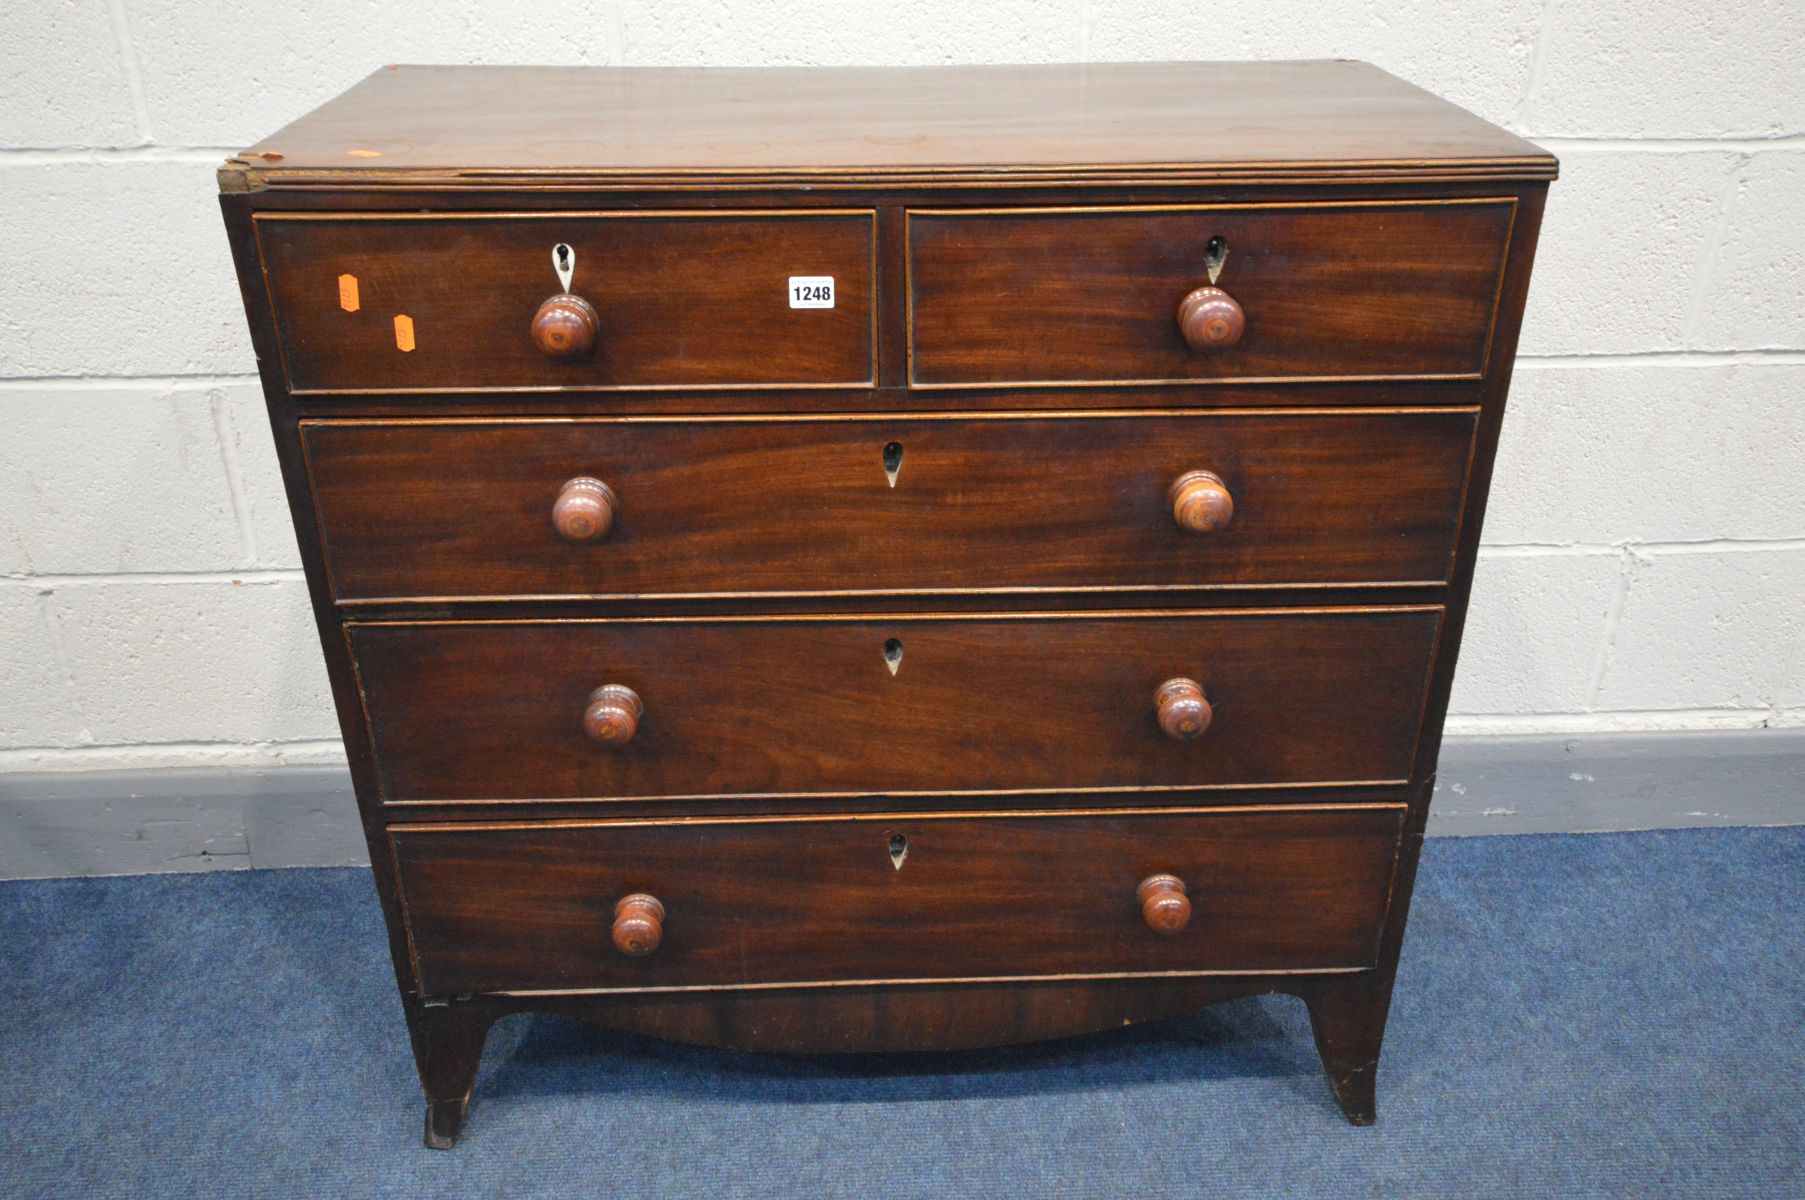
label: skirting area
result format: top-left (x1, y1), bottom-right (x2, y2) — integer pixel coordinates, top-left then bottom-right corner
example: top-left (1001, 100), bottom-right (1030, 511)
top-left (3, 825), bottom-right (1800, 1196)
top-left (3, 730), bottom-right (1803, 878)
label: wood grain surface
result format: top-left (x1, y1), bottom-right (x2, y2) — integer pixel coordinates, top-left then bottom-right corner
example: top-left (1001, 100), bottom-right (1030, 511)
top-left (390, 805), bottom-right (1405, 994)
top-left (226, 61), bottom-right (1556, 188)
top-left (258, 211), bottom-right (874, 392)
top-left (907, 201), bottom-right (1513, 385)
top-left (303, 409), bottom-right (1476, 601)
top-left (348, 607), bottom-right (1441, 802)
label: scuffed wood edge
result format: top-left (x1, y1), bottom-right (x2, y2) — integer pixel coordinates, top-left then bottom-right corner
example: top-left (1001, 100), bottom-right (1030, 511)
top-left (218, 157), bottom-right (261, 193)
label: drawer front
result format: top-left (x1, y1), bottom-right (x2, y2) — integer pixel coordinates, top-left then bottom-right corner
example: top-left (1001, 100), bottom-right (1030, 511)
top-left (350, 608), bottom-right (1439, 803)
top-left (305, 409), bottom-right (1475, 602)
top-left (391, 805), bottom-right (1405, 994)
top-left (907, 200), bottom-right (1514, 386)
top-left (257, 211), bottom-right (875, 393)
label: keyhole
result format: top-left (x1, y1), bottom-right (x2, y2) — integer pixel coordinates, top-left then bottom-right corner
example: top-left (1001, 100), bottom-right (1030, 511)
top-left (1203, 236), bottom-right (1229, 284)
top-left (552, 243), bottom-right (576, 292)
top-left (882, 441), bottom-right (904, 488)
top-left (888, 833), bottom-right (909, 870)
top-left (883, 637), bottom-right (904, 676)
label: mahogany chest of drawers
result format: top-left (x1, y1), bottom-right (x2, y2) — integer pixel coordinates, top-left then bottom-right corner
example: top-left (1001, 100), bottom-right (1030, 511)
top-left (218, 61), bottom-right (1554, 1147)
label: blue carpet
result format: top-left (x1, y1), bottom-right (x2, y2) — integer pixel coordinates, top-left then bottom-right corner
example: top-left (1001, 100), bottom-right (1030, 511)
top-left (2, 825), bottom-right (1801, 1198)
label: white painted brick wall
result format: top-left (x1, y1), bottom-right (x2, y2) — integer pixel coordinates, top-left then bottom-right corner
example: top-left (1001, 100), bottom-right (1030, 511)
top-left (0, 387), bottom-right (245, 574)
top-left (1085, 0), bottom-right (1540, 126)
top-left (1599, 549), bottom-right (1805, 713)
top-left (1523, 3), bottom-right (1805, 138)
top-left (1486, 364), bottom-right (1805, 544)
top-left (1514, 150), bottom-right (1740, 357)
top-left (2, 0), bottom-right (1802, 776)
top-left (0, 0), bottom-right (140, 147)
top-left (1692, 152), bottom-right (1805, 350)
top-left (1, 162), bottom-right (251, 377)
top-left (46, 578), bottom-right (337, 745)
top-left (1450, 553), bottom-right (1623, 715)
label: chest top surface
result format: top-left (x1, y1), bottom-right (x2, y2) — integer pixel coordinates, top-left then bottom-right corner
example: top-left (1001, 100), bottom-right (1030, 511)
top-left (222, 60), bottom-right (1555, 190)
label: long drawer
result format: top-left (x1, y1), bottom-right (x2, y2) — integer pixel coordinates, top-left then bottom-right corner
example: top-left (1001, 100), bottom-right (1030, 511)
top-left (257, 211), bottom-right (876, 393)
top-left (349, 607), bottom-right (1440, 804)
top-left (391, 805), bottom-right (1405, 994)
top-left (907, 200), bottom-right (1515, 386)
top-left (304, 409), bottom-right (1477, 602)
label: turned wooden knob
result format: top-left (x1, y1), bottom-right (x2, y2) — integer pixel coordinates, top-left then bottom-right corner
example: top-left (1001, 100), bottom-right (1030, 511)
top-left (1176, 286), bottom-right (1245, 352)
top-left (1155, 677), bottom-right (1212, 740)
top-left (531, 293), bottom-right (599, 362)
top-left (552, 477), bottom-right (618, 542)
top-left (1169, 470), bottom-right (1234, 534)
top-left (1137, 874), bottom-right (1192, 934)
top-left (612, 893), bottom-right (665, 956)
top-left (583, 684), bottom-right (643, 747)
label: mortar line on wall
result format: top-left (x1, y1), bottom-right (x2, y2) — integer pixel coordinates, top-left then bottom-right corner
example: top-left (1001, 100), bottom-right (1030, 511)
top-left (0, 374), bottom-right (262, 392)
top-left (1478, 543), bottom-right (1621, 557)
top-left (1682, 154), bottom-right (1751, 346)
top-left (1535, 135), bottom-right (1805, 152)
top-left (1633, 538), bottom-right (1805, 556)
top-left (1446, 708), bottom-right (1805, 736)
top-left (102, 0), bottom-right (153, 147)
top-left (1583, 548), bottom-right (1634, 708)
top-left (0, 740), bottom-right (350, 772)
top-left (0, 738), bottom-right (348, 755)
top-left (0, 147), bottom-right (239, 164)
top-left (28, 588), bottom-right (96, 751)
top-left (613, 0), bottom-right (631, 60)
top-left (1482, 538), bottom-right (1805, 557)
top-left (1518, 350), bottom-right (1805, 368)
top-left (1514, 0), bottom-right (1558, 132)
top-left (1, 570), bottom-right (306, 587)
top-left (208, 390), bottom-right (259, 567)
top-left (608, 0), bottom-right (627, 65)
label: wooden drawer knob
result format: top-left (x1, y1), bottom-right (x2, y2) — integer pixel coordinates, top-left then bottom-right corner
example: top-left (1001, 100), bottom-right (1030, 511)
top-left (1137, 874), bottom-right (1192, 934)
top-left (1156, 677), bottom-right (1212, 740)
top-left (553, 477), bottom-right (618, 542)
top-left (531, 293), bottom-right (599, 362)
top-left (1176, 286), bottom-right (1245, 352)
top-left (612, 893), bottom-right (665, 956)
top-left (1169, 470), bottom-right (1234, 534)
top-left (583, 684), bottom-right (643, 747)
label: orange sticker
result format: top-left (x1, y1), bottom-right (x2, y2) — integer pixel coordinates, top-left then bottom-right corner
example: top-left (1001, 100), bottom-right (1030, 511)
top-left (337, 273), bottom-right (359, 312)
top-left (347, 148), bottom-right (382, 158)
top-left (393, 314), bottom-right (415, 352)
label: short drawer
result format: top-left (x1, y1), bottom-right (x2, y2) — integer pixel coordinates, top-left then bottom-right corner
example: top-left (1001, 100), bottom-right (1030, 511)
top-left (304, 409), bottom-right (1477, 602)
top-left (907, 200), bottom-right (1514, 386)
top-left (256, 211), bottom-right (875, 393)
top-left (391, 805), bottom-right (1405, 994)
top-left (349, 607), bottom-right (1440, 804)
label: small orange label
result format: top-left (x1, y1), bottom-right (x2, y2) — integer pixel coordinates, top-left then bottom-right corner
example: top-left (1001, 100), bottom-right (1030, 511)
top-left (337, 274), bottom-right (359, 312)
top-left (393, 314), bottom-right (415, 352)
top-left (346, 148), bottom-right (382, 158)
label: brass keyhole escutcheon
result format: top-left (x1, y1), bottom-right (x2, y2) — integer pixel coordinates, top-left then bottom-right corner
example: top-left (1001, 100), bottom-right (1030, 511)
top-left (888, 833), bottom-right (909, 870)
top-left (883, 637), bottom-right (904, 675)
top-left (882, 441), bottom-right (904, 488)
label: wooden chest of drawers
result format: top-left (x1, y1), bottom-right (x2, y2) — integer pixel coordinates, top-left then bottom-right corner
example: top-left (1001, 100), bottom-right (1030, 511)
top-left (218, 61), bottom-right (1554, 1147)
